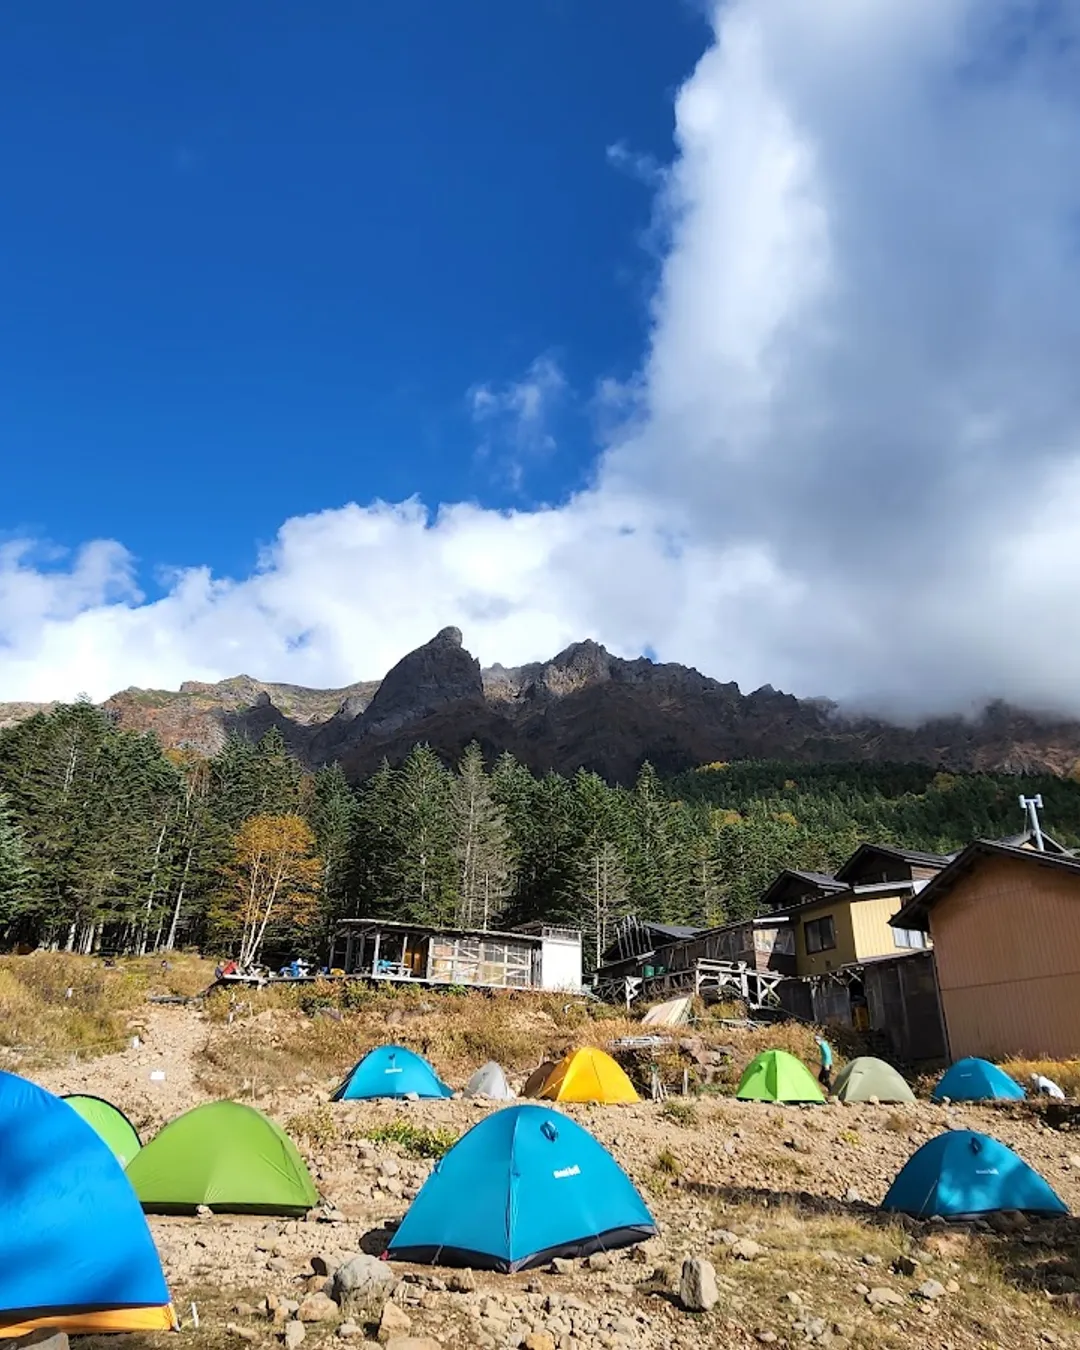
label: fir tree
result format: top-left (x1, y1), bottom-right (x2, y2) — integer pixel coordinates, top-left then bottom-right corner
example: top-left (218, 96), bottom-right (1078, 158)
top-left (452, 743), bottom-right (515, 929)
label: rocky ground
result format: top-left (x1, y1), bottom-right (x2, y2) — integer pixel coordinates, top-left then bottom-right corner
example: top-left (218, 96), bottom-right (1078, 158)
top-left (31, 1005), bottom-right (1080, 1350)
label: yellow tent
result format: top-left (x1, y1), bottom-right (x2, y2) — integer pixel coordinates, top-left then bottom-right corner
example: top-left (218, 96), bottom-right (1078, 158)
top-left (534, 1047), bottom-right (639, 1104)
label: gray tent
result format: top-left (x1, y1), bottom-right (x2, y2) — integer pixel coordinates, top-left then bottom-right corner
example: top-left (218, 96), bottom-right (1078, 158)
top-left (465, 1061), bottom-right (514, 1099)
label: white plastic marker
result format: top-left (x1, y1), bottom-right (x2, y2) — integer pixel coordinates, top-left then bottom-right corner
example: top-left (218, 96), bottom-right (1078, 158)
top-left (150, 1070), bottom-right (166, 1082)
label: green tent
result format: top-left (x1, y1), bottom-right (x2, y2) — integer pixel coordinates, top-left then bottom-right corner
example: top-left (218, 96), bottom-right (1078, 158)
top-left (62, 1094), bottom-right (143, 1168)
top-left (833, 1056), bottom-right (915, 1104)
top-left (736, 1049), bottom-right (825, 1103)
top-left (126, 1101), bottom-right (319, 1215)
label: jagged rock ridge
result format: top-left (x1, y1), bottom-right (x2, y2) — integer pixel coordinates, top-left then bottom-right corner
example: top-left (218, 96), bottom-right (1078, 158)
top-left (4, 631), bottom-right (1080, 783)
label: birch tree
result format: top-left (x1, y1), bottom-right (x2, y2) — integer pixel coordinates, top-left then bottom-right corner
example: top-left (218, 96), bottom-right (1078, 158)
top-left (223, 813), bottom-right (322, 967)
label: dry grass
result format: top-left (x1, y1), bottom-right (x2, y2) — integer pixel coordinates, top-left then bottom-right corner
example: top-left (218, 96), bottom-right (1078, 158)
top-left (196, 978), bottom-right (640, 1095)
top-left (0, 951), bottom-right (214, 1064)
top-left (1001, 1057), bottom-right (1080, 1097)
top-left (703, 1197), bottom-right (1079, 1350)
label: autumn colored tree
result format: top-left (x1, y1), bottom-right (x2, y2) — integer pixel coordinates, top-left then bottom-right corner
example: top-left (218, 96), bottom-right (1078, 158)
top-left (222, 813), bottom-right (322, 967)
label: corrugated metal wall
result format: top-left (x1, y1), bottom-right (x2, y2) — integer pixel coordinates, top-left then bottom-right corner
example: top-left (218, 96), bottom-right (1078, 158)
top-left (932, 856), bottom-right (1080, 1059)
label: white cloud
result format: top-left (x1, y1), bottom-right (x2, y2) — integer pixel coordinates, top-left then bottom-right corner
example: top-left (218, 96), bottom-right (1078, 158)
top-left (7, 0), bottom-right (1080, 719)
top-left (605, 140), bottom-right (667, 189)
top-left (469, 355), bottom-right (567, 488)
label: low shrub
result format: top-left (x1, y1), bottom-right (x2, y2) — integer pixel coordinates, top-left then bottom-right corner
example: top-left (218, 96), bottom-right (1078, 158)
top-left (660, 1098), bottom-right (699, 1128)
top-left (364, 1121), bottom-right (458, 1159)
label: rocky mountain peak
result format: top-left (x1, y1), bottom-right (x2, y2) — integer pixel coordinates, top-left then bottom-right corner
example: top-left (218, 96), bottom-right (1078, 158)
top-left (7, 627), bottom-right (1080, 784)
top-left (357, 627), bottom-right (483, 738)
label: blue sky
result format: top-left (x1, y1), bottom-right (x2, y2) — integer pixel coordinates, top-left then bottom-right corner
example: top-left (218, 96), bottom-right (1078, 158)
top-left (1, 1), bottom-right (705, 580)
top-left (5, 1), bottom-right (1080, 721)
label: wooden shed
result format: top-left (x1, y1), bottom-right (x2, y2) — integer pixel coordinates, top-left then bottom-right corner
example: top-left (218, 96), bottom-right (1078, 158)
top-left (891, 841), bottom-right (1080, 1061)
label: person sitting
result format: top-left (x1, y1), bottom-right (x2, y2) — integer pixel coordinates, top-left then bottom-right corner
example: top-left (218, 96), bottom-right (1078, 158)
top-left (1031, 1072), bottom-right (1066, 1100)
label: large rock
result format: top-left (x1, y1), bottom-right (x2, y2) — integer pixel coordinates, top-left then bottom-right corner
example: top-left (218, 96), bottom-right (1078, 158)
top-left (332, 1254), bottom-right (395, 1303)
top-left (377, 1302), bottom-right (412, 1342)
top-left (298, 1292), bottom-right (339, 1323)
top-left (679, 1257), bottom-right (719, 1312)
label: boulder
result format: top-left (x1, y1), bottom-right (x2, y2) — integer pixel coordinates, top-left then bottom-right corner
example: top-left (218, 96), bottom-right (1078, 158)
top-left (283, 1322), bottom-right (306, 1350)
top-left (866, 1287), bottom-right (904, 1308)
top-left (679, 1257), bottom-right (719, 1312)
top-left (377, 1302), bottom-right (412, 1342)
top-left (298, 1293), bottom-right (340, 1323)
top-left (332, 1254), bottom-right (395, 1303)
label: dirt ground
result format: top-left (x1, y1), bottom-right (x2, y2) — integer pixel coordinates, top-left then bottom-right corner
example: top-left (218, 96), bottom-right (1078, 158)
top-left (26, 1000), bottom-right (1080, 1350)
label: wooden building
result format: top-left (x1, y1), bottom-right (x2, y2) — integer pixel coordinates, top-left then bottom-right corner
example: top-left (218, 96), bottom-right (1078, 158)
top-left (330, 918), bottom-right (582, 992)
top-left (891, 841), bottom-right (1080, 1061)
top-left (776, 950), bottom-right (946, 1063)
top-left (594, 914), bottom-right (792, 1009)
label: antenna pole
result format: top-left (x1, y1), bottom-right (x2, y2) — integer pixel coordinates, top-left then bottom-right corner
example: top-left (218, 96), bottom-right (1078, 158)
top-left (1019, 794), bottom-right (1045, 852)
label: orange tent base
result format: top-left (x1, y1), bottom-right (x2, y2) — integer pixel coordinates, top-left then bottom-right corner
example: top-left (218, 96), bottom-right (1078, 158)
top-left (0, 1304), bottom-right (179, 1337)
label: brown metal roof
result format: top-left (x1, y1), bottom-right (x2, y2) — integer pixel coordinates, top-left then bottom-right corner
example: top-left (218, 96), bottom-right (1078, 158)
top-left (889, 840), bottom-right (1080, 932)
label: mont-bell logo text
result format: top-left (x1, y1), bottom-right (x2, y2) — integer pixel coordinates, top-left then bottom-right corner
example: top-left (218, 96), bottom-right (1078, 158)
top-left (553, 1164), bottom-right (581, 1179)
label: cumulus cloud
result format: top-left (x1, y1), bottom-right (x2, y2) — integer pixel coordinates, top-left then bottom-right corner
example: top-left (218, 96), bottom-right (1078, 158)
top-left (6, 0), bottom-right (1080, 716)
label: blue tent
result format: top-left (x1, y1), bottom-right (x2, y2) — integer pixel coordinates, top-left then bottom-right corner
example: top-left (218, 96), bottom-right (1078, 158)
top-left (0, 1069), bottom-right (175, 1336)
top-left (881, 1129), bottom-right (1067, 1219)
top-left (387, 1103), bottom-right (656, 1271)
top-left (932, 1058), bottom-right (1025, 1102)
top-left (332, 1045), bottom-right (452, 1101)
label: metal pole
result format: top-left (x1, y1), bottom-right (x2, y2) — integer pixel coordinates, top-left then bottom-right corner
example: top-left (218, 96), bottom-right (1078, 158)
top-left (1019, 794), bottom-right (1045, 851)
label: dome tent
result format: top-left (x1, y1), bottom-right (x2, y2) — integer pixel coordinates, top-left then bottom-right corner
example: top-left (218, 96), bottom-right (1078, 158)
top-left (0, 1070), bottom-right (175, 1337)
top-left (62, 1093), bottom-right (142, 1167)
top-left (532, 1047), bottom-right (639, 1104)
top-left (832, 1057), bottom-right (915, 1104)
top-left (932, 1058), bottom-right (1025, 1103)
top-left (737, 1050), bottom-right (825, 1103)
top-left (387, 1104), bottom-right (656, 1271)
top-left (465, 1061), bottom-right (514, 1099)
top-left (881, 1130), bottom-right (1067, 1219)
top-left (522, 1061), bottom-right (557, 1098)
top-left (333, 1045), bottom-right (453, 1101)
top-left (127, 1101), bottom-right (318, 1215)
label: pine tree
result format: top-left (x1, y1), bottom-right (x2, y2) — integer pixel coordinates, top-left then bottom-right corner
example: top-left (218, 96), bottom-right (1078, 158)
top-left (309, 764), bottom-right (358, 931)
top-left (386, 745), bottom-right (457, 924)
top-left (0, 791), bottom-right (30, 933)
top-left (452, 743), bottom-right (515, 929)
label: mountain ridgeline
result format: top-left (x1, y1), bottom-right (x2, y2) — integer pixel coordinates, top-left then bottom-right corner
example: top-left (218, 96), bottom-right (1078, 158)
top-left (5, 627), bottom-right (1080, 783)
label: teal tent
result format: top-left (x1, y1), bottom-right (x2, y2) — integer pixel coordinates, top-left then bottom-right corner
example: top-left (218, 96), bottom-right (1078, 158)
top-left (881, 1130), bottom-right (1066, 1219)
top-left (932, 1058), bottom-right (1024, 1102)
top-left (333, 1045), bottom-right (452, 1101)
top-left (387, 1104), bottom-right (655, 1271)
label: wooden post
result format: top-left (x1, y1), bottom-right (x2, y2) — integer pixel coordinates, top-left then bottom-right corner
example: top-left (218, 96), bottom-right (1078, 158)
top-left (372, 930), bottom-right (381, 978)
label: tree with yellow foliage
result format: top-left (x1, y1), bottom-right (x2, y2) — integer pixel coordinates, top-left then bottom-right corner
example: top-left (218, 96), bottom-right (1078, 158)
top-left (222, 813), bottom-right (322, 968)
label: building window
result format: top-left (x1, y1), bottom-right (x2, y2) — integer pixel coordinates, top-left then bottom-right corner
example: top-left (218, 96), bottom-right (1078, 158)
top-left (804, 915), bottom-right (836, 954)
top-left (893, 927), bottom-right (927, 950)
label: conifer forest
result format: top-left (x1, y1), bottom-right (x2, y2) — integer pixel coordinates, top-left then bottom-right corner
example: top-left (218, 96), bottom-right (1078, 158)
top-left (2, 701), bottom-right (1080, 969)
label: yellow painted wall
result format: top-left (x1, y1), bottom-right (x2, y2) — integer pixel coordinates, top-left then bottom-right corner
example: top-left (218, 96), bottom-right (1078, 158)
top-left (851, 895), bottom-right (913, 961)
top-left (794, 892), bottom-right (915, 975)
top-left (794, 902), bottom-right (856, 975)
